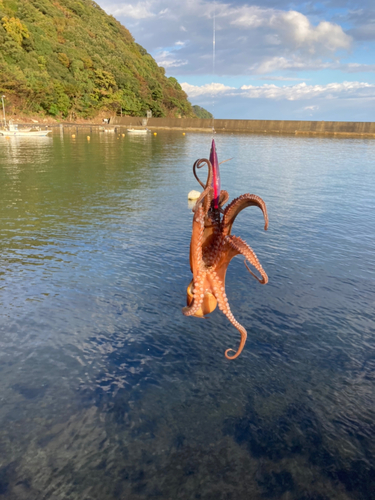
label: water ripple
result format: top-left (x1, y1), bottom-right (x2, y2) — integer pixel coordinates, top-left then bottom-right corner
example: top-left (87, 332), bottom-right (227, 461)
top-left (0, 131), bottom-right (374, 499)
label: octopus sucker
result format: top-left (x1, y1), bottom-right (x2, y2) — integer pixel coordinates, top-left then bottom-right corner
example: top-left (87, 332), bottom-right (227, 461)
top-left (183, 139), bottom-right (269, 360)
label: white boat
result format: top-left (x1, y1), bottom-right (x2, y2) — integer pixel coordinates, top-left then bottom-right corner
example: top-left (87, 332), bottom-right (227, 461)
top-left (126, 128), bottom-right (150, 134)
top-left (0, 122), bottom-right (51, 137)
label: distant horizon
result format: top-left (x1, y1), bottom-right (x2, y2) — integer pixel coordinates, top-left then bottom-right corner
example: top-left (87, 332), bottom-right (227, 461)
top-left (97, 0), bottom-right (375, 122)
top-left (190, 115), bottom-right (375, 123)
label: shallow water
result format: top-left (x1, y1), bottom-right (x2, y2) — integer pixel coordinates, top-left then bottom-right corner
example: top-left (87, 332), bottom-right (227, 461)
top-left (0, 129), bottom-right (374, 499)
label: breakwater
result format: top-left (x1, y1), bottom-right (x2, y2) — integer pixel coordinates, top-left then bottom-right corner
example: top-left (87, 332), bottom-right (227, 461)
top-left (111, 116), bottom-right (375, 137)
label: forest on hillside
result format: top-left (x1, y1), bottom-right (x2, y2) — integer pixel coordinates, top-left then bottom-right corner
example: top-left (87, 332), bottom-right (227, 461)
top-left (0, 0), bottom-right (198, 119)
top-left (192, 105), bottom-right (213, 119)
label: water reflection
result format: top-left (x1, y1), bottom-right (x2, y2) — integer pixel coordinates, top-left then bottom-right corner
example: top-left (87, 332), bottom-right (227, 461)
top-left (1, 136), bottom-right (53, 166)
top-left (0, 131), bottom-right (374, 499)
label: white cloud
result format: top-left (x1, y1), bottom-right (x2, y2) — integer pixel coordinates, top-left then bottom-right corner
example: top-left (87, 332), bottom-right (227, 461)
top-left (101, 0), bottom-right (354, 75)
top-left (96, 0), bottom-right (375, 120)
top-left (182, 81), bottom-right (375, 101)
top-left (348, 20), bottom-right (375, 41)
top-left (249, 56), bottom-right (335, 74)
top-left (304, 105), bottom-right (319, 110)
top-left (154, 40), bottom-right (189, 68)
top-left (260, 76), bottom-right (309, 81)
top-left (229, 6), bottom-right (352, 54)
top-left (107, 1), bottom-right (156, 19)
top-left (250, 58), bottom-right (375, 75)
top-left (155, 50), bottom-right (188, 68)
top-left (240, 81), bottom-right (375, 100)
top-left (181, 82), bottom-right (236, 97)
top-left (344, 63), bottom-right (375, 72)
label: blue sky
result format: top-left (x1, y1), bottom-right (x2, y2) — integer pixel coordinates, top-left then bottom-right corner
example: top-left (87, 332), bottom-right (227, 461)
top-left (97, 0), bottom-right (375, 120)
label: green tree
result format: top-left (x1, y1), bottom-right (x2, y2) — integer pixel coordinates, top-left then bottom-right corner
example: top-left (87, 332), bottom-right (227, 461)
top-left (0, 0), bottom-right (195, 118)
top-left (1, 16), bottom-right (29, 45)
top-left (193, 105), bottom-right (213, 119)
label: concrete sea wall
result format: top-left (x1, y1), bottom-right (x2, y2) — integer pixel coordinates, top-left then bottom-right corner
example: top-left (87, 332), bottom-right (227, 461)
top-left (111, 116), bottom-right (375, 137)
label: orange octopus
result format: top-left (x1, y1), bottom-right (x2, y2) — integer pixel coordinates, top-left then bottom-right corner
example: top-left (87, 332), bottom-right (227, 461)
top-left (183, 140), bottom-right (269, 360)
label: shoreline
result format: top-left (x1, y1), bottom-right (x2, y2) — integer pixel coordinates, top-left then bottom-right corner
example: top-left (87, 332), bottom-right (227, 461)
top-left (112, 116), bottom-right (375, 138)
top-left (3, 115), bottom-right (375, 138)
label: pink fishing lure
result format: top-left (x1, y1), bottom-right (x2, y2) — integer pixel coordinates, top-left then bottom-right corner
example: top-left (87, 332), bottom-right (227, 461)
top-left (209, 139), bottom-right (221, 210)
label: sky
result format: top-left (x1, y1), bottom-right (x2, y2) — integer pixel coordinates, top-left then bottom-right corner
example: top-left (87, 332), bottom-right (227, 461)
top-left (97, 0), bottom-right (375, 120)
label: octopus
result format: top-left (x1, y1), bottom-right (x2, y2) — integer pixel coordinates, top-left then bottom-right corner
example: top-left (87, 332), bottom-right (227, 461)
top-left (182, 139), bottom-right (269, 360)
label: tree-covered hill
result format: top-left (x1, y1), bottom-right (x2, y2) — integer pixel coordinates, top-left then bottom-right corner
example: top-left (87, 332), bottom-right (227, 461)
top-left (0, 0), bottom-right (195, 119)
top-left (192, 105), bottom-right (213, 119)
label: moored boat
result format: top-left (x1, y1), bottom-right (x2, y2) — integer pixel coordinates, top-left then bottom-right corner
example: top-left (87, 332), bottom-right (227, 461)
top-left (126, 128), bottom-right (150, 134)
top-left (0, 122), bottom-right (51, 137)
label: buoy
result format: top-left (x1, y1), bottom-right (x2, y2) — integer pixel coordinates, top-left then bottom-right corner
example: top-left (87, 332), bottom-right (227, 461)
top-left (5, 136), bottom-right (10, 140)
top-left (183, 132), bottom-right (185, 135)
top-left (122, 134), bottom-right (125, 137)
top-left (72, 134), bottom-right (76, 138)
top-left (188, 190), bottom-right (201, 200)
top-left (87, 136), bottom-right (90, 140)
top-left (154, 132), bottom-right (157, 136)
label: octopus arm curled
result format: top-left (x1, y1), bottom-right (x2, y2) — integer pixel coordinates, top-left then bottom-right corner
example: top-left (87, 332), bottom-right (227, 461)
top-left (223, 194), bottom-right (269, 235)
top-left (208, 271), bottom-right (247, 360)
top-left (226, 235), bottom-right (268, 284)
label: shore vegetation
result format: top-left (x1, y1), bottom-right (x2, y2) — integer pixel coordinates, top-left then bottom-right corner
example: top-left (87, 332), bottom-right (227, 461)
top-left (192, 105), bottom-right (213, 120)
top-left (0, 0), bottom-right (205, 120)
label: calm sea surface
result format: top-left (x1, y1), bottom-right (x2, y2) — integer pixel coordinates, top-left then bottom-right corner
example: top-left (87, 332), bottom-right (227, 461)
top-left (0, 129), bottom-right (374, 500)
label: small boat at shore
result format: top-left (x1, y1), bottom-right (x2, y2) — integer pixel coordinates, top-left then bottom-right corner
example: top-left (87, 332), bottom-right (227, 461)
top-left (126, 128), bottom-right (150, 134)
top-left (0, 122), bottom-right (51, 137)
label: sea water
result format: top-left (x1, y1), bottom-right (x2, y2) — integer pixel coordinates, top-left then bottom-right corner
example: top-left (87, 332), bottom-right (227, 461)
top-left (0, 129), bottom-right (374, 499)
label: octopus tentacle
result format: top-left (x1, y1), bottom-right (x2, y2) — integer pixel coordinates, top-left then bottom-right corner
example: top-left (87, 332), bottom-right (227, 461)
top-left (193, 158), bottom-right (212, 189)
top-left (209, 271), bottom-right (247, 360)
top-left (186, 280), bottom-right (218, 317)
top-left (219, 158), bottom-right (233, 166)
top-left (202, 186), bottom-right (214, 215)
top-left (189, 205), bottom-right (205, 274)
top-left (202, 212), bottom-right (223, 267)
top-left (222, 194), bottom-right (269, 235)
top-left (192, 159), bottom-right (213, 213)
top-left (182, 272), bottom-right (205, 316)
top-left (226, 235), bottom-right (268, 284)
top-left (218, 190), bottom-right (229, 209)
top-left (193, 185), bottom-right (213, 214)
